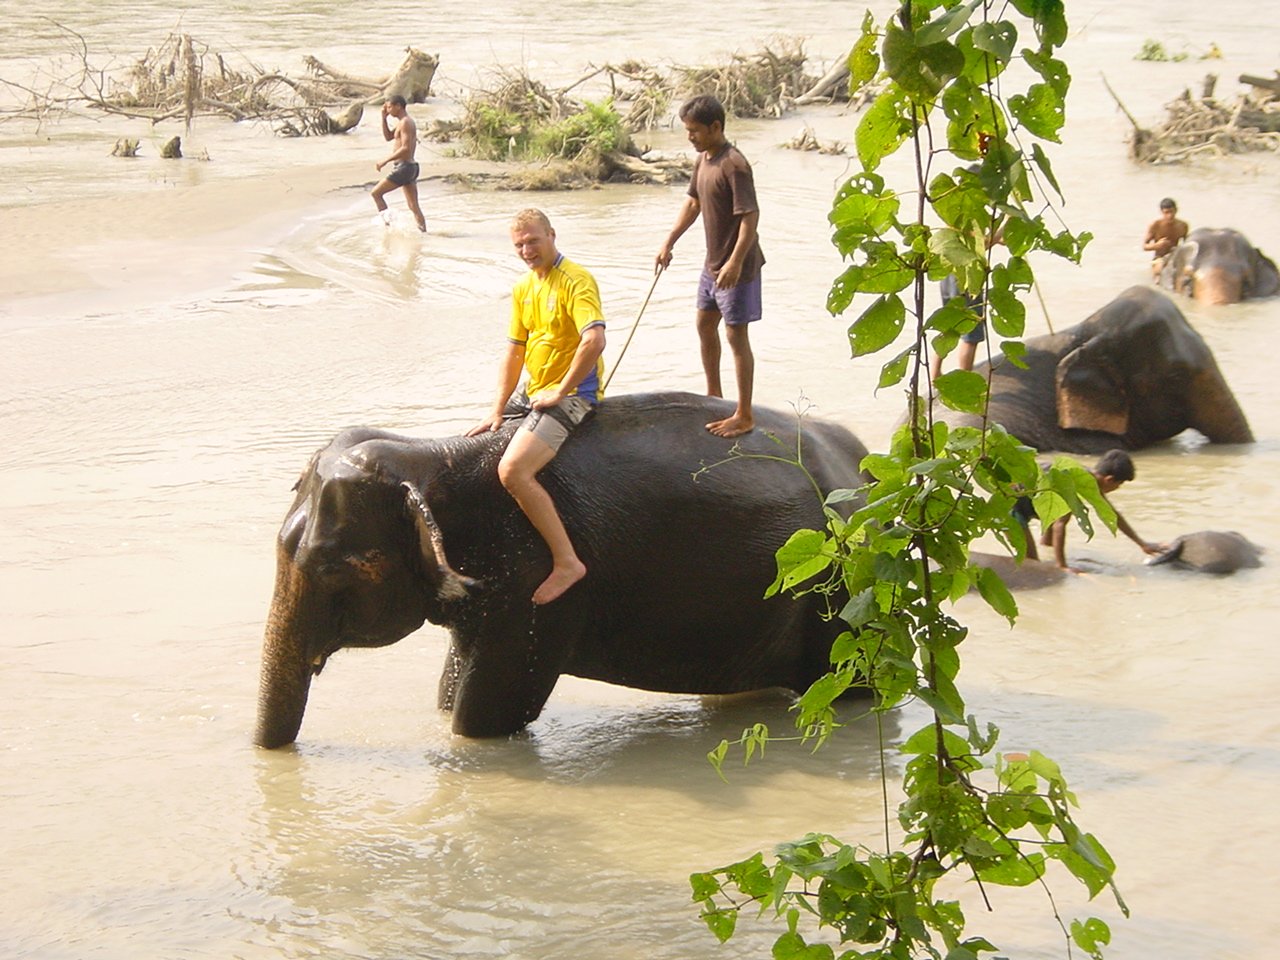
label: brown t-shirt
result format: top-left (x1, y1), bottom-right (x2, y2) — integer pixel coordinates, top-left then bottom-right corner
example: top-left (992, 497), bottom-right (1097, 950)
top-left (688, 144), bottom-right (765, 280)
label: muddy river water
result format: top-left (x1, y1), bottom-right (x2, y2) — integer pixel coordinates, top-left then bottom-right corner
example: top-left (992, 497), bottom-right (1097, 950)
top-left (2, 1), bottom-right (1279, 957)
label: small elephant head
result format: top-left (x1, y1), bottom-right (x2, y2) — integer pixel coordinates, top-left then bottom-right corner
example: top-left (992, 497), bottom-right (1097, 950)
top-left (254, 431), bottom-right (473, 749)
top-left (1161, 228), bottom-right (1280, 304)
top-left (1053, 286), bottom-right (1252, 446)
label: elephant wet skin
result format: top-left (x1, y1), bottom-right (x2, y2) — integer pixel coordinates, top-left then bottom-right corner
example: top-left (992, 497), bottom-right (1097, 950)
top-left (1158, 227), bottom-right (1280, 305)
top-left (1146, 530), bottom-right (1263, 574)
top-left (255, 392), bottom-right (871, 748)
top-left (931, 285), bottom-right (1253, 453)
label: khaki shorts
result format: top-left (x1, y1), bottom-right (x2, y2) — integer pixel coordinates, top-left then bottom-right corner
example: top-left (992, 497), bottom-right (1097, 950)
top-left (502, 391), bottom-right (594, 452)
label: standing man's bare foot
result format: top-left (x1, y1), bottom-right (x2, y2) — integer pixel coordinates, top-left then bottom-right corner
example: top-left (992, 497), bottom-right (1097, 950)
top-left (532, 558), bottom-right (587, 604)
top-left (706, 414), bottom-right (754, 438)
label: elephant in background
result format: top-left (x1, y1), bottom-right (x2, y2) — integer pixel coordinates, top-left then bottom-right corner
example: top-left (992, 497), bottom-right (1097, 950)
top-left (1147, 530), bottom-right (1263, 574)
top-left (255, 392), bottom-right (871, 748)
top-left (932, 286), bottom-right (1253, 453)
top-left (1159, 227), bottom-right (1280, 305)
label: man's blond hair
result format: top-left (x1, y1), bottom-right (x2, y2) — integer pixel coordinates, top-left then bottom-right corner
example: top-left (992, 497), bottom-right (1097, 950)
top-left (511, 208), bottom-right (553, 234)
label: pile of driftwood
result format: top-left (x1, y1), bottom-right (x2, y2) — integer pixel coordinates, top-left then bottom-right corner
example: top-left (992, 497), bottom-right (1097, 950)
top-left (1, 23), bottom-right (437, 138)
top-left (442, 43), bottom-right (865, 187)
top-left (1109, 71), bottom-right (1280, 163)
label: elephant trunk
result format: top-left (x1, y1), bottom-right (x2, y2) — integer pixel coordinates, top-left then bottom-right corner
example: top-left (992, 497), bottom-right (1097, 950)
top-left (254, 550), bottom-right (316, 749)
top-left (1188, 368), bottom-right (1254, 444)
top-left (1193, 266), bottom-right (1242, 305)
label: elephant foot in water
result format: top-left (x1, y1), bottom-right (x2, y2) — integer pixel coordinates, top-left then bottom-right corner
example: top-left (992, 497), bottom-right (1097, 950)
top-left (1146, 530), bottom-right (1263, 574)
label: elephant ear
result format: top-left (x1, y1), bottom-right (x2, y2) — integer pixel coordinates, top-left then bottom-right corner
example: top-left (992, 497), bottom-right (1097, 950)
top-left (402, 482), bottom-right (476, 603)
top-left (1251, 248), bottom-right (1280, 298)
top-left (1171, 240), bottom-right (1198, 295)
top-left (1055, 343), bottom-right (1129, 436)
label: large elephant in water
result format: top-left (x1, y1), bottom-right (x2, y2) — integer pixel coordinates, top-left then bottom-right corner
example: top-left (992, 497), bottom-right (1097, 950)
top-left (255, 392), bottom-right (870, 748)
top-left (1158, 227), bottom-right (1280, 305)
top-left (932, 286), bottom-right (1253, 453)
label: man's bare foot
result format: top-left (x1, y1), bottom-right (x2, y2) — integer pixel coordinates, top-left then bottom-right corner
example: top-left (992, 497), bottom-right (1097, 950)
top-left (706, 415), bottom-right (754, 438)
top-left (532, 558), bottom-right (587, 604)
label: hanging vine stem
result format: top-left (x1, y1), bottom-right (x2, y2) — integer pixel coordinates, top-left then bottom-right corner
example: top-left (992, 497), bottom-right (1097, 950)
top-left (692, 3), bottom-right (1124, 958)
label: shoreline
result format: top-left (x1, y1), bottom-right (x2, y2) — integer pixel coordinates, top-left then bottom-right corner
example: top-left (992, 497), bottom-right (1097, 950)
top-left (0, 149), bottom-right (528, 325)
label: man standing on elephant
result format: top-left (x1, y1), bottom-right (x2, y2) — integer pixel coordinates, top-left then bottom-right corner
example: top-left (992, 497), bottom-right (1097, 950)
top-left (656, 94), bottom-right (764, 438)
top-left (371, 95), bottom-right (427, 232)
top-left (1142, 197), bottom-right (1188, 275)
top-left (468, 209), bottom-right (607, 604)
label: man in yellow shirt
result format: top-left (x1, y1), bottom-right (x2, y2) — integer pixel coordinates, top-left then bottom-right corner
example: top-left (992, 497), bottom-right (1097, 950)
top-left (468, 208), bottom-right (607, 604)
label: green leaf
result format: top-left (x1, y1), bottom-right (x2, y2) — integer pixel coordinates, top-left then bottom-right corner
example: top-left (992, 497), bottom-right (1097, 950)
top-left (701, 906), bottom-right (737, 943)
top-left (915, 0), bottom-right (982, 46)
top-left (849, 11), bottom-right (882, 89)
top-left (971, 21), bottom-right (1017, 61)
top-left (1029, 142), bottom-right (1062, 201)
top-left (1071, 917), bottom-right (1112, 959)
top-left (976, 851), bottom-right (1046, 886)
top-left (848, 294), bottom-right (907, 357)
top-left (879, 346), bottom-right (914, 388)
top-left (973, 565), bottom-right (1018, 623)
top-left (855, 85), bottom-right (912, 170)
top-left (1009, 81), bottom-right (1065, 142)
top-left (883, 22), bottom-right (965, 100)
top-left (935, 369), bottom-right (988, 414)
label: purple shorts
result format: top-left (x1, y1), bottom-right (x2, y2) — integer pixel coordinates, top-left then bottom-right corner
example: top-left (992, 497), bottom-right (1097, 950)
top-left (696, 268), bottom-right (762, 325)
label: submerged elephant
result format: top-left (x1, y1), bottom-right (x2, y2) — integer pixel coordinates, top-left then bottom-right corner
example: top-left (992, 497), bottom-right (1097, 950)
top-left (1146, 530), bottom-right (1263, 574)
top-left (255, 392), bottom-right (870, 748)
top-left (933, 286), bottom-right (1253, 453)
top-left (1158, 227), bottom-right (1280, 305)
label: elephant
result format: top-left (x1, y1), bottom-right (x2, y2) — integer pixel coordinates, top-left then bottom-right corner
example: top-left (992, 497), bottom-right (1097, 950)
top-left (1146, 530), bottom-right (1263, 574)
top-left (254, 392), bottom-right (871, 748)
top-left (970, 552), bottom-right (1067, 590)
top-left (931, 285), bottom-right (1253, 453)
top-left (1158, 227), bottom-right (1280, 305)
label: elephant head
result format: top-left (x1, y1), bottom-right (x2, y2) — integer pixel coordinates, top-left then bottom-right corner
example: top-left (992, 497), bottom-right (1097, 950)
top-left (1052, 286), bottom-right (1253, 447)
top-left (254, 429), bottom-right (473, 749)
top-left (1159, 228), bottom-right (1280, 304)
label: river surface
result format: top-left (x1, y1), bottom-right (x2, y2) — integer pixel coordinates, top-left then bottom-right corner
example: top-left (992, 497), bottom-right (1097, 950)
top-left (2, 1), bottom-right (1279, 958)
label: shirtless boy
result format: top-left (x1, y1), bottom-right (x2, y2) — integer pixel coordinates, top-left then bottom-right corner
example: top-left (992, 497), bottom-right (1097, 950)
top-left (372, 95), bottom-right (427, 232)
top-left (1142, 197), bottom-right (1188, 274)
top-left (1016, 450), bottom-right (1165, 572)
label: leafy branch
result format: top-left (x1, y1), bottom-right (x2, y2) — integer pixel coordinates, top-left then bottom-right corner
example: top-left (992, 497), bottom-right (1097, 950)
top-left (690, 2), bottom-right (1127, 958)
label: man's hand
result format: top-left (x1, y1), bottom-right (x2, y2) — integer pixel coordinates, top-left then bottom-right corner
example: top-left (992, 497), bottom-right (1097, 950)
top-left (1140, 540), bottom-right (1167, 556)
top-left (655, 244), bottom-right (674, 271)
top-left (529, 387), bottom-right (566, 410)
top-left (715, 260), bottom-right (742, 289)
top-left (465, 413), bottom-right (505, 436)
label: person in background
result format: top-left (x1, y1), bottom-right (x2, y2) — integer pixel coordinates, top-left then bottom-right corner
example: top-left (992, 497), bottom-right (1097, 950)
top-left (371, 95), bottom-right (427, 232)
top-left (1142, 197), bottom-right (1188, 275)
top-left (1015, 449), bottom-right (1165, 572)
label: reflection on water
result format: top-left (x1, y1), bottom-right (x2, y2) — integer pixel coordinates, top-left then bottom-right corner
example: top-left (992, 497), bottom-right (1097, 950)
top-left (4, 0), bottom-right (1280, 957)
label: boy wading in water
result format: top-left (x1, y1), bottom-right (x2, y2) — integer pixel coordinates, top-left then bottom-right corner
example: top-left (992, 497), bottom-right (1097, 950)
top-left (1142, 197), bottom-right (1188, 276)
top-left (371, 95), bottom-right (427, 232)
top-left (1015, 450), bottom-right (1165, 573)
top-left (656, 94), bottom-right (765, 438)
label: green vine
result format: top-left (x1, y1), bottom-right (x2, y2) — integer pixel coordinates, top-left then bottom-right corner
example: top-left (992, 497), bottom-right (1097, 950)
top-left (690, 2), bottom-right (1129, 957)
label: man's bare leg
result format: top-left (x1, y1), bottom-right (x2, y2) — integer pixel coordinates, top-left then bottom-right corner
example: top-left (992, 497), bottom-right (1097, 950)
top-left (372, 179), bottom-right (396, 220)
top-left (956, 339), bottom-right (979, 372)
top-left (497, 428), bottom-right (586, 604)
top-left (696, 308), bottom-right (724, 397)
top-left (707, 322), bottom-right (754, 437)
top-left (404, 182), bottom-right (427, 232)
